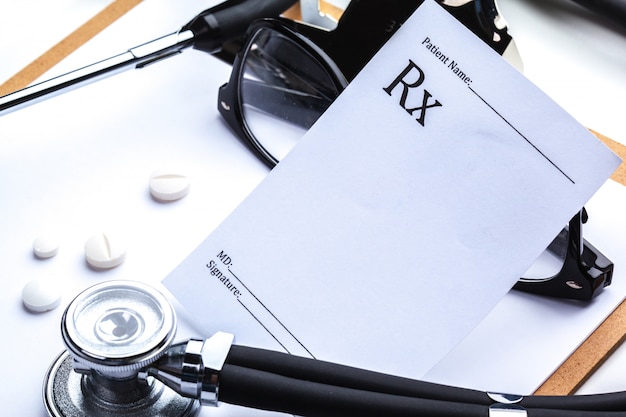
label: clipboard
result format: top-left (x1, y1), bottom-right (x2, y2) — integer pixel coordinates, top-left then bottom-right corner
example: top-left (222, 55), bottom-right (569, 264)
top-left (2, 0), bottom-right (625, 396)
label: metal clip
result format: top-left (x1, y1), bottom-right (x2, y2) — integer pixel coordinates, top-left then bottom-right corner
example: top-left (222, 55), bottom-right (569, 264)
top-left (488, 393), bottom-right (527, 417)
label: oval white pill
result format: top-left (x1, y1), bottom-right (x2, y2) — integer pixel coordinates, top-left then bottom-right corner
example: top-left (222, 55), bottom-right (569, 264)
top-left (149, 169), bottom-right (190, 201)
top-left (84, 232), bottom-right (127, 269)
top-left (22, 278), bottom-right (62, 313)
top-left (33, 235), bottom-right (59, 259)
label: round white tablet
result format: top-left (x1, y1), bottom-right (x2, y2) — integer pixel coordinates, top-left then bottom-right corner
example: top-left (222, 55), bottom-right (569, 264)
top-left (84, 232), bottom-right (127, 269)
top-left (149, 169), bottom-right (190, 202)
top-left (22, 278), bottom-right (62, 313)
top-left (33, 235), bottom-right (59, 259)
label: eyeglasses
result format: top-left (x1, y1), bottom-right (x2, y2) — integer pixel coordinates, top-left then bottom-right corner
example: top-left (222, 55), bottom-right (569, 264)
top-left (219, 0), bottom-right (516, 166)
top-left (218, 18), bottom-right (348, 166)
top-left (217, 2), bottom-right (613, 301)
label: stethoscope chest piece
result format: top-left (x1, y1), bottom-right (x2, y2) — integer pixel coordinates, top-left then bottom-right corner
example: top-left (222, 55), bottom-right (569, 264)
top-left (43, 281), bottom-right (201, 417)
top-left (44, 351), bottom-right (200, 417)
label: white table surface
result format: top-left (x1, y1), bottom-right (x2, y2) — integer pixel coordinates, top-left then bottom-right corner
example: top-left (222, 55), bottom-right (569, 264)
top-left (1, 1), bottom-right (626, 416)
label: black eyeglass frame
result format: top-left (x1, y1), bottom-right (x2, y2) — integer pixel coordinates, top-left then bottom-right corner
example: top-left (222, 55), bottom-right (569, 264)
top-left (514, 209), bottom-right (613, 301)
top-left (218, 18), bottom-right (348, 166)
top-left (218, 0), bottom-right (518, 168)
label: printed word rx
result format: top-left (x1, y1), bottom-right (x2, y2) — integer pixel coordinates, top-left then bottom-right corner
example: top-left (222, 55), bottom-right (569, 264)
top-left (383, 60), bottom-right (442, 126)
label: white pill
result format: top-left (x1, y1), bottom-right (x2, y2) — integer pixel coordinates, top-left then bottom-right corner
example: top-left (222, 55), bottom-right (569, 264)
top-left (22, 278), bottom-right (62, 313)
top-left (149, 169), bottom-right (190, 201)
top-left (84, 232), bottom-right (127, 269)
top-left (33, 235), bottom-right (59, 259)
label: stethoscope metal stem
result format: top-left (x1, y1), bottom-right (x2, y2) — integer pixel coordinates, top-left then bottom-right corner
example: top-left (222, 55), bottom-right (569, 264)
top-left (0, 30), bottom-right (194, 117)
top-left (0, 0), bottom-right (300, 118)
top-left (141, 332), bottom-right (235, 407)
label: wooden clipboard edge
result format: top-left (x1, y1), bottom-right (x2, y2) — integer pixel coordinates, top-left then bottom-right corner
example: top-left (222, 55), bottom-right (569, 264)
top-left (535, 298), bottom-right (626, 395)
top-left (3, 0), bottom-right (626, 397)
top-left (593, 130), bottom-right (626, 186)
top-left (0, 0), bottom-right (143, 96)
top-left (535, 131), bottom-right (626, 395)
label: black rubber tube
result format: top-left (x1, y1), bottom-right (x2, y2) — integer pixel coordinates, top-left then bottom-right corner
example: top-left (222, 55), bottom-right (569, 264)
top-left (522, 392), bottom-right (626, 412)
top-left (218, 364), bottom-right (489, 417)
top-left (183, 0), bottom-right (298, 53)
top-left (527, 408), bottom-right (626, 417)
top-left (212, 0), bottom-right (298, 41)
top-left (569, 0), bottom-right (626, 31)
top-left (227, 345), bottom-right (626, 412)
top-left (226, 345), bottom-right (492, 405)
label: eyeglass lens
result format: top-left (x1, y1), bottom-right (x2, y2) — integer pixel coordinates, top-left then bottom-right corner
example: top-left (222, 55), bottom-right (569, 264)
top-left (239, 27), bottom-right (344, 162)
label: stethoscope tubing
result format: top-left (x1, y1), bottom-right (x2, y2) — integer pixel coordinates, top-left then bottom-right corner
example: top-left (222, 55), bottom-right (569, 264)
top-left (569, 0), bottom-right (626, 31)
top-left (226, 345), bottom-right (493, 404)
top-left (222, 345), bottom-right (626, 416)
top-left (219, 363), bottom-right (488, 417)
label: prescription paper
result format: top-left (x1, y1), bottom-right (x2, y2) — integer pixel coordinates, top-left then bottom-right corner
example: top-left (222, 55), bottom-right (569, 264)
top-left (164, 0), bottom-right (620, 380)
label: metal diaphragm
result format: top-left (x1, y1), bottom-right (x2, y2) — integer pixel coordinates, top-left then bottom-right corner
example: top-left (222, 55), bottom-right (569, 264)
top-left (44, 280), bottom-right (200, 417)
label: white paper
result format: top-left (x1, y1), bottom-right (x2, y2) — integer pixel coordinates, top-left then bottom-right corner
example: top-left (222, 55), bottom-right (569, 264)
top-left (163, 0), bottom-right (620, 381)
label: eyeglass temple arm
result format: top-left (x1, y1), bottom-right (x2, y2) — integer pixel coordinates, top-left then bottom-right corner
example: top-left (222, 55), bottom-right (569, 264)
top-left (0, 0), bottom-right (298, 117)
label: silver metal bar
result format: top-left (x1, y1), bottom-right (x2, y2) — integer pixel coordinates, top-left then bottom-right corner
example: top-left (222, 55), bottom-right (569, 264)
top-left (0, 30), bottom-right (195, 116)
top-left (141, 333), bottom-right (235, 407)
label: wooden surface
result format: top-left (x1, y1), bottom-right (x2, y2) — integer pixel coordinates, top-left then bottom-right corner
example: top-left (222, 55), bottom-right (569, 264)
top-left (0, 0), bottom-right (143, 96)
top-left (536, 298), bottom-right (626, 395)
top-left (2, 0), bottom-right (626, 396)
top-left (536, 130), bottom-right (626, 395)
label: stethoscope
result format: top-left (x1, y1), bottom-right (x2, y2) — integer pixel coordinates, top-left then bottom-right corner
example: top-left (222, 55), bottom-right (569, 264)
top-left (46, 280), bottom-right (626, 417)
top-left (2, 0), bottom-right (623, 415)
